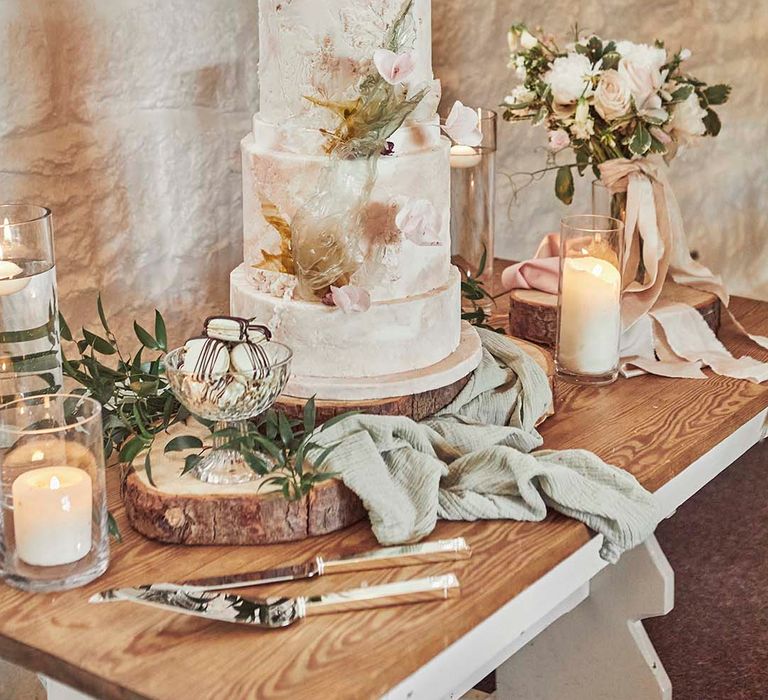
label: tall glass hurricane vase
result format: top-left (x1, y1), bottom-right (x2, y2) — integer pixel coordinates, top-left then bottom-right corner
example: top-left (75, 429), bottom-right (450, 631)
top-left (0, 395), bottom-right (110, 592)
top-left (0, 205), bottom-right (62, 404)
top-left (555, 215), bottom-right (624, 386)
top-left (449, 109), bottom-right (497, 289)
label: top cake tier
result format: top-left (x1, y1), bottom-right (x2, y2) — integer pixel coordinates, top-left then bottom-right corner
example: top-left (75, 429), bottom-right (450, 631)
top-left (258, 0), bottom-right (434, 126)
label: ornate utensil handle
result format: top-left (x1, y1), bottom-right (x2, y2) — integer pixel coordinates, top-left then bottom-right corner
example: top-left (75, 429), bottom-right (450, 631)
top-left (319, 538), bottom-right (471, 575)
top-left (301, 574), bottom-right (460, 616)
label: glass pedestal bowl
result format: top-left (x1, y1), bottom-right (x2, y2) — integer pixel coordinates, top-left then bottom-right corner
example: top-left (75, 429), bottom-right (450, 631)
top-left (164, 342), bottom-right (292, 485)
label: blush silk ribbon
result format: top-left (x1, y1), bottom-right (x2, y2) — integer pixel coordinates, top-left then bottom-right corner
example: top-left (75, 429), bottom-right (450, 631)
top-left (502, 156), bottom-right (768, 382)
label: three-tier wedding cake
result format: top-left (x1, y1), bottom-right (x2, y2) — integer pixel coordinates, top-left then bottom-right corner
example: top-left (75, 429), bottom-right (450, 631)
top-left (230, 0), bottom-right (482, 400)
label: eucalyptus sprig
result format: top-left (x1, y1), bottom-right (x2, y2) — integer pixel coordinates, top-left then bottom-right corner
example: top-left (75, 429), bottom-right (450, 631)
top-left (60, 298), bottom-right (188, 487)
top-left (165, 397), bottom-right (356, 502)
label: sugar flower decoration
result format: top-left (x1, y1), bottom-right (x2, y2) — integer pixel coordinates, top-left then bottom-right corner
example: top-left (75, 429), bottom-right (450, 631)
top-left (374, 49), bottom-right (416, 85)
top-left (395, 198), bottom-right (442, 247)
top-left (442, 100), bottom-right (482, 147)
top-left (330, 285), bottom-right (372, 314)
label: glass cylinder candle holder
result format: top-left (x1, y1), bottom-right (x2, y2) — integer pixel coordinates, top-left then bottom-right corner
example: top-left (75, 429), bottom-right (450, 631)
top-left (0, 205), bottom-right (62, 404)
top-left (556, 215), bottom-right (624, 386)
top-left (0, 395), bottom-right (109, 592)
top-left (449, 109), bottom-right (497, 291)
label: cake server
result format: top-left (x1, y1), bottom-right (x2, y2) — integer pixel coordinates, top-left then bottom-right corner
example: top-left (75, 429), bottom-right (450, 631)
top-left (89, 574), bottom-right (460, 629)
top-left (96, 538), bottom-right (471, 595)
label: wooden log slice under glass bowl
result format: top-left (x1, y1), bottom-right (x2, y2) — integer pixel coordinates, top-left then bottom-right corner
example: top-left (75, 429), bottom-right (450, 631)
top-left (122, 425), bottom-right (366, 546)
top-left (509, 281), bottom-right (722, 348)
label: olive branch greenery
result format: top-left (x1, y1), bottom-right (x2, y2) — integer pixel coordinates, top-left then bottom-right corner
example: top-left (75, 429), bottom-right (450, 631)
top-left (60, 298), bottom-right (354, 510)
top-left (459, 248), bottom-right (506, 334)
top-left (163, 397), bottom-right (354, 502)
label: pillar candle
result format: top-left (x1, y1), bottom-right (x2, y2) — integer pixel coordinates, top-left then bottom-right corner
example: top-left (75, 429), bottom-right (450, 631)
top-left (558, 256), bottom-right (622, 375)
top-left (12, 466), bottom-right (93, 567)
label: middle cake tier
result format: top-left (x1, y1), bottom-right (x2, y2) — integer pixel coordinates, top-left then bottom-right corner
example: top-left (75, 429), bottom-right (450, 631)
top-left (242, 129), bottom-right (452, 302)
top-left (231, 264), bottom-right (462, 379)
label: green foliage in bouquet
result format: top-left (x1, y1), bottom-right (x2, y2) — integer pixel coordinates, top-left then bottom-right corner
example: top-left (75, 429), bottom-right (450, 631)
top-left (165, 397), bottom-right (354, 502)
top-left (502, 25), bottom-right (731, 204)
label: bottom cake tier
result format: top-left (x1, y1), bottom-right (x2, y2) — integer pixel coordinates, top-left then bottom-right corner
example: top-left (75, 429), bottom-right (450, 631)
top-left (230, 264), bottom-right (468, 388)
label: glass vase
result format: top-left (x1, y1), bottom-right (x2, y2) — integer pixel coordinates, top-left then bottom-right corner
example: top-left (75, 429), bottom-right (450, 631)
top-left (0, 205), bottom-right (62, 405)
top-left (555, 215), bottom-right (624, 386)
top-left (449, 109), bottom-right (497, 290)
top-left (0, 394), bottom-right (109, 592)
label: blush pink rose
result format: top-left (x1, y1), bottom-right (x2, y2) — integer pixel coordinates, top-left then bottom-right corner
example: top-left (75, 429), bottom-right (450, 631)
top-left (548, 129), bottom-right (571, 151)
top-left (373, 49), bottom-right (416, 85)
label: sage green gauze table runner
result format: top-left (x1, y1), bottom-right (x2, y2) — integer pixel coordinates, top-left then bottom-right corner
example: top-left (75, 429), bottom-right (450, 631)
top-left (320, 328), bottom-right (661, 562)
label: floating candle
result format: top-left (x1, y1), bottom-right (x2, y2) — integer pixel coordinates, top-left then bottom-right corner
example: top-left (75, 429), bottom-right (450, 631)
top-left (0, 218), bottom-right (29, 297)
top-left (449, 144), bottom-right (482, 169)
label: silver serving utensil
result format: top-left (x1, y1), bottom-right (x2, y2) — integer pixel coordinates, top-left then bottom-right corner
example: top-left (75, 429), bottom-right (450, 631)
top-left (96, 538), bottom-right (471, 595)
top-left (89, 574), bottom-right (460, 629)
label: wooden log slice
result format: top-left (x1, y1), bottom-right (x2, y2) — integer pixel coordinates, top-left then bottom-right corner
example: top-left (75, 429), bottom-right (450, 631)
top-left (277, 338), bottom-right (555, 424)
top-left (123, 425), bottom-right (366, 546)
top-left (509, 281), bottom-right (722, 348)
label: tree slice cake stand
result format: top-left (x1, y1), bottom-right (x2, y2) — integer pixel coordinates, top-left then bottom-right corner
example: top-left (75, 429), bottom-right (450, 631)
top-left (509, 281), bottom-right (722, 348)
top-left (276, 325), bottom-right (555, 423)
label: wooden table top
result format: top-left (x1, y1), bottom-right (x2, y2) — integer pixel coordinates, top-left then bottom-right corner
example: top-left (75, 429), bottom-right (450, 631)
top-left (1, 267), bottom-right (767, 700)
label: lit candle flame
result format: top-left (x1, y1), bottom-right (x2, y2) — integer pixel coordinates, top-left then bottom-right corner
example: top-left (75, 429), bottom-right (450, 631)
top-left (49, 476), bottom-right (61, 490)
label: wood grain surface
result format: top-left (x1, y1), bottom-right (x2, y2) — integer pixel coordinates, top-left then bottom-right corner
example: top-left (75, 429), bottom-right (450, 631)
top-left (0, 263), bottom-right (766, 700)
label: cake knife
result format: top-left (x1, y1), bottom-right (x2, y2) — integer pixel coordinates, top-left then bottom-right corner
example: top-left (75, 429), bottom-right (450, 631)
top-left (95, 538), bottom-right (471, 596)
top-left (89, 574), bottom-right (461, 629)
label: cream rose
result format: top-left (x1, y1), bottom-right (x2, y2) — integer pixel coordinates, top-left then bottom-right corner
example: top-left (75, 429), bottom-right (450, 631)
top-left (616, 41), bottom-right (667, 109)
top-left (593, 69), bottom-right (632, 121)
top-left (544, 53), bottom-right (596, 105)
top-left (667, 92), bottom-right (707, 146)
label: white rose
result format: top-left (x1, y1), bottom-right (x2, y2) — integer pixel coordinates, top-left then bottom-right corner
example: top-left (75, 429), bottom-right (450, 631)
top-left (593, 69), bottom-right (631, 121)
top-left (520, 30), bottom-right (538, 50)
top-left (616, 41), bottom-right (667, 109)
top-left (507, 29), bottom-right (518, 53)
top-left (514, 55), bottom-right (527, 80)
top-left (544, 53), bottom-right (597, 104)
top-left (667, 92), bottom-right (707, 146)
top-left (571, 98), bottom-right (595, 139)
top-left (679, 48), bottom-right (691, 61)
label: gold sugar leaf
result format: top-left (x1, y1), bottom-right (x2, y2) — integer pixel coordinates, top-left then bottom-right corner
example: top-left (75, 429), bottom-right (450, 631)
top-left (255, 200), bottom-right (295, 275)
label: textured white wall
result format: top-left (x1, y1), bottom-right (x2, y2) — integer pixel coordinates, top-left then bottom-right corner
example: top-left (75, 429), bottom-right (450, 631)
top-left (0, 0), bottom-right (766, 349)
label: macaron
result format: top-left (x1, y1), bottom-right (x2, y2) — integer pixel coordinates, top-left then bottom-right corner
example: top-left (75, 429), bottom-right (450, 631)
top-left (230, 341), bottom-right (271, 380)
top-left (183, 337), bottom-right (230, 379)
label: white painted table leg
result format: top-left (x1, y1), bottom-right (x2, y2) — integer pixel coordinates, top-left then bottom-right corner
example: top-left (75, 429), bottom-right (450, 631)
top-left (495, 536), bottom-right (674, 700)
top-left (39, 676), bottom-right (95, 700)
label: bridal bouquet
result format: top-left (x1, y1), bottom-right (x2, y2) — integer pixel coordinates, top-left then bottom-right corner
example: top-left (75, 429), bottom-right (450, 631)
top-left (502, 25), bottom-right (730, 204)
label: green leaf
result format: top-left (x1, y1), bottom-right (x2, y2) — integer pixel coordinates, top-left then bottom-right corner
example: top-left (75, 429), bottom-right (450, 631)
top-left (311, 471), bottom-right (340, 483)
top-left (703, 84), bottom-right (731, 106)
top-left (107, 511), bottom-right (122, 543)
top-left (182, 454), bottom-right (202, 476)
top-left (164, 435), bottom-right (204, 453)
top-left (670, 84), bottom-right (694, 102)
top-left (628, 122), bottom-right (652, 156)
top-left (58, 313), bottom-right (73, 342)
top-left (154, 310), bottom-right (167, 352)
top-left (83, 329), bottom-right (116, 356)
top-left (144, 450), bottom-right (155, 487)
top-left (703, 108), bottom-right (722, 136)
top-left (119, 436), bottom-right (147, 464)
top-left (303, 396), bottom-right (317, 434)
top-left (243, 451), bottom-right (270, 475)
top-left (310, 444), bottom-right (338, 470)
top-left (576, 146), bottom-right (591, 175)
top-left (134, 321), bottom-right (159, 350)
top-left (277, 412), bottom-right (293, 447)
top-left (532, 106), bottom-right (548, 126)
top-left (97, 295), bottom-right (111, 335)
top-left (555, 166), bottom-right (575, 205)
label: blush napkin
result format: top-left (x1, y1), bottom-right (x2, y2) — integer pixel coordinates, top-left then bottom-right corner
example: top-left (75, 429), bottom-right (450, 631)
top-left (317, 329), bottom-right (661, 563)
